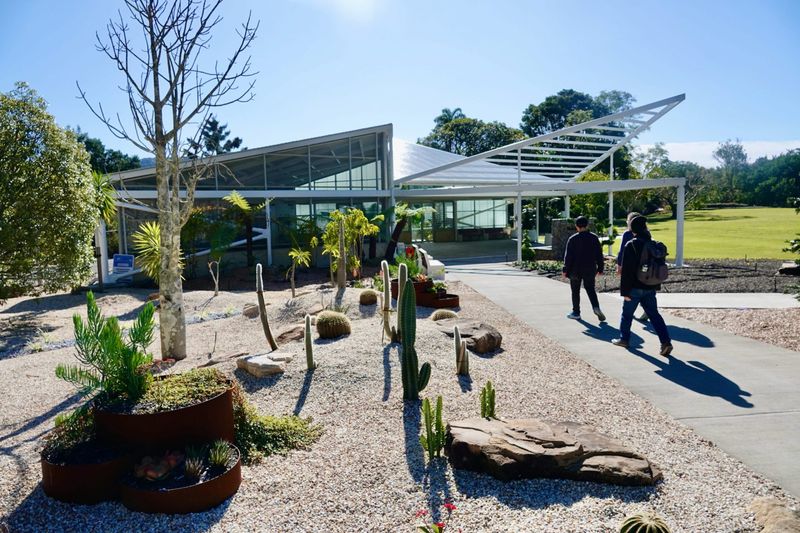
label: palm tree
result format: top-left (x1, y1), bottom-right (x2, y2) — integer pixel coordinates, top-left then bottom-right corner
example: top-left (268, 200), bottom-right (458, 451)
top-left (92, 171), bottom-right (117, 289)
top-left (434, 107), bottom-right (465, 128)
top-left (223, 191), bottom-right (267, 267)
top-left (287, 248), bottom-right (312, 298)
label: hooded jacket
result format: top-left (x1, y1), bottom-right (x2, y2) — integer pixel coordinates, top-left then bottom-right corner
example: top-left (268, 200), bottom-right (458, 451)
top-left (620, 231), bottom-right (662, 296)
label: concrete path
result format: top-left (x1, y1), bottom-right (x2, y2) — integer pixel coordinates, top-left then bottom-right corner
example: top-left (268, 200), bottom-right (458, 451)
top-left (447, 262), bottom-right (800, 498)
top-left (615, 292), bottom-right (800, 309)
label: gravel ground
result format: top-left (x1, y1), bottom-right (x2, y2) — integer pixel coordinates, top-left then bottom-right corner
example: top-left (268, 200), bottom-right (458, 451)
top-left (1, 282), bottom-right (797, 532)
top-left (542, 259), bottom-right (799, 294)
top-left (665, 308), bottom-right (800, 353)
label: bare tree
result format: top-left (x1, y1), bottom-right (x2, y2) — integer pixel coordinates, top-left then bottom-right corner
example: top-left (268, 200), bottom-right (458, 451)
top-left (79, 0), bottom-right (258, 359)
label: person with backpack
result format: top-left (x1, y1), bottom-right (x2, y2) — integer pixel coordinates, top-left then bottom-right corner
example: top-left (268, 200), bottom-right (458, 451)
top-left (562, 216), bottom-right (606, 321)
top-left (617, 211), bottom-right (649, 323)
top-left (612, 215), bottom-right (673, 356)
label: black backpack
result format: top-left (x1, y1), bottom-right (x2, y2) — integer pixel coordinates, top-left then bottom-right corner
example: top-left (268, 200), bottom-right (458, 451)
top-left (636, 240), bottom-right (669, 285)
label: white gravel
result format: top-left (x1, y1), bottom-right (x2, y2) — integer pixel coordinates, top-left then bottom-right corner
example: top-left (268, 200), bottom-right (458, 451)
top-left (1, 283), bottom-right (797, 532)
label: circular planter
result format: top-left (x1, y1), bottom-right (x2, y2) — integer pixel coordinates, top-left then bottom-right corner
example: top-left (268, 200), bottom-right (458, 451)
top-left (417, 292), bottom-right (460, 309)
top-left (120, 447), bottom-right (242, 514)
top-left (390, 278), bottom-right (434, 300)
top-left (94, 384), bottom-right (235, 450)
top-left (41, 452), bottom-right (130, 504)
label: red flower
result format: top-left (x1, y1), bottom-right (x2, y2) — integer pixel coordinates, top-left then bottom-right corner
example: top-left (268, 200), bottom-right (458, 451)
top-left (414, 510), bottom-right (428, 518)
top-left (435, 522), bottom-right (446, 530)
top-left (443, 502), bottom-right (457, 512)
top-left (405, 245), bottom-right (415, 258)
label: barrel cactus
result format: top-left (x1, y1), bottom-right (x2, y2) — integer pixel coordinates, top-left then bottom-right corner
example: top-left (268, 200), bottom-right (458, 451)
top-left (431, 309), bottom-right (458, 321)
top-left (359, 289), bottom-right (378, 305)
top-left (316, 310), bottom-right (351, 339)
top-left (619, 512), bottom-right (671, 533)
top-left (398, 282), bottom-right (431, 401)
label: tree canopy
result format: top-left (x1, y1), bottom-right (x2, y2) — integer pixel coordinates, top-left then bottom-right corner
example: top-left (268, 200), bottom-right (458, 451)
top-left (188, 115), bottom-right (243, 156)
top-left (0, 83), bottom-right (97, 301)
top-left (418, 114), bottom-right (524, 156)
top-left (74, 129), bottom-right (141, 173)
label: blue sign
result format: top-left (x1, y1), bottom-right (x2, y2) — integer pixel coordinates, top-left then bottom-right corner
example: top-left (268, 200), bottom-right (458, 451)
top-left (113, 254), bottom-right (135, 273)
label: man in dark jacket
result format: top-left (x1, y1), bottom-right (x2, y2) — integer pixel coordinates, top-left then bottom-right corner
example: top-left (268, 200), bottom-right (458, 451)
top-left (612, 215), bottom-right (673, 356)
top-left (562, 216), bottom-right (606, 321)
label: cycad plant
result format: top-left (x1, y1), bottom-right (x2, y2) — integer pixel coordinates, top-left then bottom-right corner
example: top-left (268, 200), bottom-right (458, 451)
top-left (56, 291), bottom-right (156, 404)
top-left (132, 221), bottom-right (184, 283)
top-left (92, 171), bottom-right (117, 225)
top-left (223, 191), bottom-right (267, 267)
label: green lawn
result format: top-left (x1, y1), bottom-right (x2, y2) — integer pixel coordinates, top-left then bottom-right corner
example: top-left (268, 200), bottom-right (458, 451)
top-left (621, 207), bottom-right (799, 260)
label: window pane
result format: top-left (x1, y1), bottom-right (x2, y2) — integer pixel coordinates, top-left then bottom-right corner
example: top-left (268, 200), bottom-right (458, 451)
top-left (310, 140), bottom-right (351, 190)
top-left (266, 148), bottom-right (309, 190)
top-left (218, 156), bottom-right (265, 190)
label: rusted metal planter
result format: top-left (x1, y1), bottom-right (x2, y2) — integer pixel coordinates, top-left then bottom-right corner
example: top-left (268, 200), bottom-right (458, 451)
top-left (390, 278), bottom-right (434, 300)
top-left (120, 447), bottom-right (242, 514)
top-left (94, 384), bottom-right (235, 450)
top-left (41, 453), bottom-right (130, 504)
top-left (417, 293), bottom-right (460, 309)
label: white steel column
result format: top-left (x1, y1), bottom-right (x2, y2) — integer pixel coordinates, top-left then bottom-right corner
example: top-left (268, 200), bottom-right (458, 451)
top-left (515, 193), bottom-right (522, 263)
top-left (265, 200), bottom-right (273, 266)
top-left (564, 195), bottom-right (570, 219)
top-left (535, 198), bottom-right (540, 241)
top-left (676, 184), bottom-right (685, 267)
top-left (608, 152), bottom-right (614, 255)
top-left (95, 220), bottom-right (109, 281)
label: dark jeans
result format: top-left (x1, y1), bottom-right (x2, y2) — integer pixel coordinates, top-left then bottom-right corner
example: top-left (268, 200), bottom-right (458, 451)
top-left (619, 288), bottom-right (671, 345)
top-left (569, 273), bottom-right (599, 315)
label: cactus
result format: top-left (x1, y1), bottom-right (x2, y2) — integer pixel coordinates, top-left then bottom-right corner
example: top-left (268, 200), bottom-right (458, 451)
top-left (454, 325), bottom-right (469, 376)
top-left (256, 264), bottom-right (278, 351)
top-left (399, 282), bottom-right (431, 401)
top-left (304, 314), bottom-right (316, 369)
top-left (430, 309), bottom-right (458, 321)
top-left (480, 380), bottom-right (495, 418)
top-left (381, 260), bottom-right (393, 341)
top-left (336, 218), bottom-right (347, 288)
top-left (316, 310), bottom-right (351, 339)
top-left (619, 512), bottom-right (672, 533)
top-left (419, 395), bottom-right (446, 461)
top-left (392, 262), bottom-right (408, 343)
top-left (359, 289), bottom-right (378, 305)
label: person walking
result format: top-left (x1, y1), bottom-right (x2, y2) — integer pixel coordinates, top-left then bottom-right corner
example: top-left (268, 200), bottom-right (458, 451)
top-left (617, 211), bottom-right (648, 322)
top-left (612, 215), bottom-right (673, 356)
top-left (562, 216), bottom-right (606, 321)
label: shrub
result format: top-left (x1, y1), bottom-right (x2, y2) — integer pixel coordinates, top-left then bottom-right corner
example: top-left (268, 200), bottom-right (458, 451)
top-left (41, 406), bottom-right (95, 463)
top-left (232, 385), bottom-right (321, 464)
top-left (430, 309), bottom-right (458, 321)
top-left (135, 368), bottom-right (229, 414)
top-left (316, 310), bottom-right (351, 339)
top-left (0, 83), bottom-right (96, 301)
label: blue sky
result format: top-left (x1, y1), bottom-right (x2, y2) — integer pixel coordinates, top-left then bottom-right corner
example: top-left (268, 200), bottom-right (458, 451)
top-left (2, 0), bottom-right (799, 166)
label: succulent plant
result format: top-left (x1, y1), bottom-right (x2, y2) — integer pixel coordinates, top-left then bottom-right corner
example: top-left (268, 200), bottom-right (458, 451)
top-left (134, 450), bottom-right (184, 481)
top-left (359, 289), bottom-right (378, 305)
top-left (183, 457), bottom-right (205, 481)
top-left (480, 380), bottom-right (495, 418)
top-left (316, 310), bottom-right (351, 339)
top-left (399, 281), bottom-right (431, 401)
top-left (256, 264), bottom-right (278, 351)
top-left (304, 314), bottom-right (316, 370)
top-left (430, 309), bottom-right (458, 321)
top-left (619, 511), bottom-right (672, 533)
top-left (419, 395), bottom-right (446, 461)
top-left (454, 325), bottom-right (469, 376)
top-left (208, 440), bottom-right (232, 469)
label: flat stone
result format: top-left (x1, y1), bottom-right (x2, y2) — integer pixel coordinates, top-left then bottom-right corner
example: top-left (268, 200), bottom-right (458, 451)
top-left (147, 292), bottom-right (159, 301)
top-left (446, 417), bottom-right (662, 486)
top-left (243, 303), bottom-right (260, 319)
top-left (306, 302), bottom-right (325, 315)
top-left (276, 325), bottom-right (305, 344)
top-left (236, 354), bottom-right (286, 377)
top-left (267, 352), bottom-right (294, 363)
top-left (436, 319), bottom-right (502, 353)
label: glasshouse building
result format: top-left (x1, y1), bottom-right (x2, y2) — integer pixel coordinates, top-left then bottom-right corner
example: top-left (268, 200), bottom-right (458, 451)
top-left (109, 94), bottom-right (688, 276)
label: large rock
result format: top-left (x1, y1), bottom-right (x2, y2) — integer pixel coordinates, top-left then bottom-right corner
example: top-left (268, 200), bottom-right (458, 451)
top-left (446, 417), bottom-right (662, 486)
top-left (276, 325), bottom-right (305, 344)
top-left (436, 320), bottom-right (502, 353)
top-left (236, 353), bottom-right (288, 377)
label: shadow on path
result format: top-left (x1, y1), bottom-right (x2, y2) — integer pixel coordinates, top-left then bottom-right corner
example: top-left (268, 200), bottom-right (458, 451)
top-left (423, 459), bottom-right (453, 523)
top-left (0, 393), bottom-right (83, 445)
top-left (293, 368), bottom-right (315, 416)
top-left (630, 349), bottom-right (753, 408)
top-left (458, 374), bottom-right (472, 393)
top-left (649, 323), bottom-right (715, 348)
top-left (382, 344), bottom-right (396, 402)
top-left (403, 401), bottom-right (424, 484)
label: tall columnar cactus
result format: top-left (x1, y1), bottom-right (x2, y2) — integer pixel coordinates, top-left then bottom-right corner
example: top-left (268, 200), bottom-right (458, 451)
top-left (619, 512), bottom-right (672, 533)
top-left (399, 282), bottom-right (431, 401)
top-left (454, 325), bottom-right (469, 376)
top-left (336, 217), bottom-right (347, 288)
top-left (419, 395), bottom-right (446, 461)
top-left (480, 380), bottom-right (496, 418)
top-left (256, 264), bottom-right (278, 351)
top-left (381, 260), bottom-right (393, 341)
top-left (304, 314), bottom-right (316, 370)
top-left (393, 262), bottom-right (408, 342)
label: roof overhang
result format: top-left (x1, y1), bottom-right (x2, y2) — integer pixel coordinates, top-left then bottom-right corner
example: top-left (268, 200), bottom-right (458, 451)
top-left (395, 94), bottom-right (685, 187)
